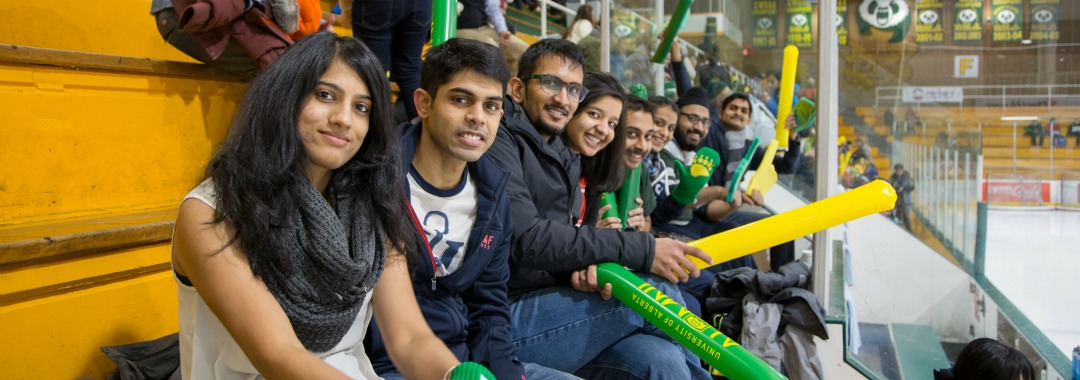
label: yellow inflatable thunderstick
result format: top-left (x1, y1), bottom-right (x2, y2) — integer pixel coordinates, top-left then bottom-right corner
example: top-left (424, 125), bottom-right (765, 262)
top-left (746, 140), bottom-right (779, 198)
top-left (687, 180), bottom-right (897, 269)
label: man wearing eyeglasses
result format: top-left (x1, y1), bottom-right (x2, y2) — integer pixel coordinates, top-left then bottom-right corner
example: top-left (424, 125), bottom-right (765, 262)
top-left (645, 87), bottom-right (755, 316)
top-left (651, 90), bottom-right (804, 316)
top-left (485, 39), bottom-right (712, 379)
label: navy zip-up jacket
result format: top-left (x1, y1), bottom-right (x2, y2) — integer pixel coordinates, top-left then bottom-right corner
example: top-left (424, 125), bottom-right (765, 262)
top-left (367, 121), bottom-right (524, 379)
top-left (486, 96), bottom-right (656, 299)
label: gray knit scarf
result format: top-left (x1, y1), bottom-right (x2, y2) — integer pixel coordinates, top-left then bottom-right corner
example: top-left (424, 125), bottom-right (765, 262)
top-left (266, 179), bottom-right (386, 353)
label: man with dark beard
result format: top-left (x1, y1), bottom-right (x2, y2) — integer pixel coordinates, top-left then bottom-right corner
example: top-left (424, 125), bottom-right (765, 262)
top-left (647, 87), bottom-right (754, 316)
top-left (484, 39), bottom-right (713, 379)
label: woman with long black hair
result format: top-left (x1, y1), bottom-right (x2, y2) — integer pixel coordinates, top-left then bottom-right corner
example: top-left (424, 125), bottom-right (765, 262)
top-left (171, 32), bottom-right (461, 379)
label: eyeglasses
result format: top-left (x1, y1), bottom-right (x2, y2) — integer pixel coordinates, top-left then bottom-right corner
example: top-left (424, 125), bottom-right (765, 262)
top-left (525, 74), bottom-right (588, 102)
top-left (680, 112), bottom-right (709, 126)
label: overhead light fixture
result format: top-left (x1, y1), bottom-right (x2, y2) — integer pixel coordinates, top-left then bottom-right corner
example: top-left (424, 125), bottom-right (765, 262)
top-left (1001, 116), bottom-right (1038, 121)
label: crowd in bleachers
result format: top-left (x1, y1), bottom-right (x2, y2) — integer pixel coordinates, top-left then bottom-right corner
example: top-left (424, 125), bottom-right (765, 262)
top-left (150, 1), bottom-right (881, 379)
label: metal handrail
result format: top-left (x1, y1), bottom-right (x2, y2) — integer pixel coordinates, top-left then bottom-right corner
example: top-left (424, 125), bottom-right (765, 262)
top-left (875, 84), bottom-right (1080, 113)
top-left (533, 0), bottom-right (762, 96)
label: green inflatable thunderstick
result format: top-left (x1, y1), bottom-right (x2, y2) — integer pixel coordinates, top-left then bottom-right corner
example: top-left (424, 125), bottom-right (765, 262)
top-left (594, 263), bottom-right (787, 380)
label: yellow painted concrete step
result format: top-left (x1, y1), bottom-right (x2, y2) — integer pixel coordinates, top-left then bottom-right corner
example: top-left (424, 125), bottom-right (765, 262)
top-left (0, 54), bottom-right (243, 226)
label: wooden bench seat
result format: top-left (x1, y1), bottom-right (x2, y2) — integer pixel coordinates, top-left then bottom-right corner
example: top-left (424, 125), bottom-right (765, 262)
top-left (0, 208), bottom-right (174, 266)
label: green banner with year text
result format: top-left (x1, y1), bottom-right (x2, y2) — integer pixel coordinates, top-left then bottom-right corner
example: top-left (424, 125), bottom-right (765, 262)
top-left (786, 0), bottom-right (813, 48)
top-left (752, 0), bottom-right (778, 49)
top-left (837, 0), bottom-right (848, 46)
top-left (991, 0), bottom-right (1022, 42)
top-left (953, 0), bottom-right (983, 44)
top-left (916, 0), bottom-right (944, 44)
top-left (1030, 0), bottom-right (1060, 42)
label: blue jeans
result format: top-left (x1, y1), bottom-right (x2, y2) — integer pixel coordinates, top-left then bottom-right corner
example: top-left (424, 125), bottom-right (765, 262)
top-left (510, 276), bottom-right (711, 380)
top-left (379, 362), bottom-right (577, 380)
top-left (352, 0), bottom-right (431, 121)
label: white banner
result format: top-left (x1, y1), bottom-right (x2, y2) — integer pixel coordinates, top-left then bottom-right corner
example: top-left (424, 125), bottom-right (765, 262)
top-left (901, 86), bottom-right (964, 103)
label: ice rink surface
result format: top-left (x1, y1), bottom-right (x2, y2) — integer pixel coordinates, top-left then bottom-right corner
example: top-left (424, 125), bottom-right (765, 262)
top-left (984, 209), bottom-right (1080, 357)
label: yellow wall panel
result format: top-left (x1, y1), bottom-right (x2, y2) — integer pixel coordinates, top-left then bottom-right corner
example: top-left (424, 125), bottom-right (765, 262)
top-left (0, 63), bottom-right (244, 225)
top-left (0, 270), bottom-right (178, 380)
top-left (0, 244), bottom-right (170, 296)
top-left (0, 1), bottom-right (198, 62)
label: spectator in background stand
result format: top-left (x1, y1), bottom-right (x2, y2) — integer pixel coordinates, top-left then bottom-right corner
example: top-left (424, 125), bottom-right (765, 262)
top-left (352, 0), bottom-right (432, 122)
top-left (905, 106), bottom-right (922, 128)
top-left (512, 0), bottom-right (537, 11)
top-left (457, 0), bottom-right (529, 76)
top-left (933, 338), bottom-right (1035, 380)
top-left (151, 0), bottom-right (318, 75)
top-left (562, 5), bottom-right (595, 44)
top-left (863, 157), bottom-right (879, 180)
top-left (1048, 117), bottom-right (1061, 146)
top-left (1024, 119), bottom-right (1045, 147)
top-left (1071, 118), bottom-right (1080, 147)
top-left (889, 163), bottom-right (914, 229)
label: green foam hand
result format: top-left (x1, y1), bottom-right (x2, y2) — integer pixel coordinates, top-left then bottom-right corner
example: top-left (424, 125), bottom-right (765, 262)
top-left (671, 147), bottom-right (720, 205)
top-left (445, 362), bottom-right (495, 380)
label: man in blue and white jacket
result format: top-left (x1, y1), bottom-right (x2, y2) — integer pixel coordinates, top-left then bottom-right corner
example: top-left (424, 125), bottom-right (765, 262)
top-left (366, 38), bottom-right (573, 380)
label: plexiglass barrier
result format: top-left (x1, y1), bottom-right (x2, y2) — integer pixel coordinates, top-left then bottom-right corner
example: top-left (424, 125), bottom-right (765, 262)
top-left (522, 0), bottom-right (1075, 377)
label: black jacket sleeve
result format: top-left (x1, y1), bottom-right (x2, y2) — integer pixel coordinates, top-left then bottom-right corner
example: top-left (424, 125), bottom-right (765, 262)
top-left (748, 136), bottom-right (803, 175)
top-left (581, 190), bottom-right (603, 228)
top-left (672, 59), bottom-right (693, 97)
top-left (485, 128), bottom-right (656, 273)
top-left (462, 199), bottom-right (525, 380)
top-left (772, 137), bottom-right (803, 174)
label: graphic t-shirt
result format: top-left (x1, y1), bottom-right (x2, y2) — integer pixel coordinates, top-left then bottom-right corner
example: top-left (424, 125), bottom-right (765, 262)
top-left (408, 166), bottom-right (477, 276)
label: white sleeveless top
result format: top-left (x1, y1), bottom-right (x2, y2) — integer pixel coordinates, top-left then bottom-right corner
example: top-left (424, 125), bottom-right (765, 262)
top-left (174, 180), bottom-right (381, 379)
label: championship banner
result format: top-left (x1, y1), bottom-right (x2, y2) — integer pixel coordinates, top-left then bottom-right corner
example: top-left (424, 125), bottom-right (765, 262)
top-left (953, 0), bottom-right (984, 44)
top-left (752, 0), bottom-right (779, 48)
top-left (915, 0), bottom-right (944, 44)
top-left (991, 0), bottom-right (1022, 42)
top-left (856, 0), bottom-right (911, 43)
top-left (837, 0), bottom-right (849, 45)
top-left (787, 0), bottom-right (813, 47)
top-left (1030, 0), bottom-right (1060, 42)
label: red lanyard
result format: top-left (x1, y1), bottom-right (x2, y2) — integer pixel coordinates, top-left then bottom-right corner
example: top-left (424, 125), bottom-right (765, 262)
top-left (404, 196), bottom-right (437, 275)
top-left (576, 177), bottom-right (587, 227)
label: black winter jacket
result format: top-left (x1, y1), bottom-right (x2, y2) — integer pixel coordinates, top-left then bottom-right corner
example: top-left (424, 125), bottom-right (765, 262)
top-left (485, 97), bottom-right (656, 299)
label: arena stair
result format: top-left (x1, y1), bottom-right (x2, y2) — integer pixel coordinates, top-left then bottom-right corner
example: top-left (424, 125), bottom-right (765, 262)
top-left (505, 5), bottom-right (568, 39)
top-left (0, 1), bottom-right (249, 377)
